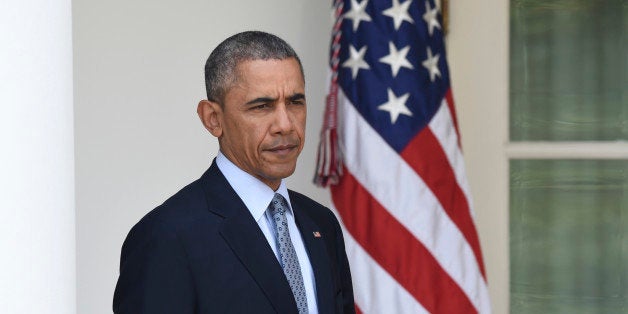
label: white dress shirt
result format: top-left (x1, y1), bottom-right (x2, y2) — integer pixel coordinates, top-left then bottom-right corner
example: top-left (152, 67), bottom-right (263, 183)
top-left (216, 152), bottom-right (318, 314)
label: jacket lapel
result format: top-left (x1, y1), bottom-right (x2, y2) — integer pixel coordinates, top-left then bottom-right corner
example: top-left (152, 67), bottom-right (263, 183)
top-left (199, 162), bottom-right (298, 314)
top-left (290, 191), bottom-right (335, 314)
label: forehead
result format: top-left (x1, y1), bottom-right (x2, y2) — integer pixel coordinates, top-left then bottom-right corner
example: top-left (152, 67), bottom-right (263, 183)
top-left (233, 58), bottom-right (304, 91)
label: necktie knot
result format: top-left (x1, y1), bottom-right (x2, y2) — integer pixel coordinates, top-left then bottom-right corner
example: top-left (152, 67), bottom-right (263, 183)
top-left (269, 193), bottom-right (288, 216)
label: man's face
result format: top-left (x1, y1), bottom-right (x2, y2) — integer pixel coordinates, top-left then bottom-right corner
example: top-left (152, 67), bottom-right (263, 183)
top-left (217, 58), bottom-right (306, 190)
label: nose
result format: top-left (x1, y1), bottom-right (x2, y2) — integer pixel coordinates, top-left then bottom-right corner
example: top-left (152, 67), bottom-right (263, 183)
top-left (272, 102), bottom-right (294, 135)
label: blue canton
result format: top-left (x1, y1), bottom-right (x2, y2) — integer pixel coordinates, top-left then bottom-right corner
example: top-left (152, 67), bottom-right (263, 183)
top-left (336, 0), bottom-right (450, 152)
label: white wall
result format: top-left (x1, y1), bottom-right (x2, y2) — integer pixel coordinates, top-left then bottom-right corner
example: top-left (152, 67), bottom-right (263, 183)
top-left (74, 1), bottom-right (507, 313)
top-left (448, 1), bottom-right (509, 313)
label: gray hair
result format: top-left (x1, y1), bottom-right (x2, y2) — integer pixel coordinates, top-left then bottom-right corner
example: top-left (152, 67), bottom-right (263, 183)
top-left (204, 31), bottom-right (304, 104)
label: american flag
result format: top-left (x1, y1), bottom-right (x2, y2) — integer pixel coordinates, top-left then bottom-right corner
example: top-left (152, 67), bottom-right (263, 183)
top-left (314, 0), bottom-right (491, 313)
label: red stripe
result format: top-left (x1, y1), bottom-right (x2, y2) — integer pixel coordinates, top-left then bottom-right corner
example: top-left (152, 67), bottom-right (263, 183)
top-left (444, 90), bottom-right (462, 149)
top-left (401, 127), bottom-right (487, 278)
top-left (355, 304), bottom-right (363, 314)
top-left (331, 170), bottom-right (477, 313)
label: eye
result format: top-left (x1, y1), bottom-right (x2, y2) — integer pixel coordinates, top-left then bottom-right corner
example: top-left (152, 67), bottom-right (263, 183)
top-left (290, 99), bottom-right (305, 105)
top-left (252, 103), bottom-right (270, 110)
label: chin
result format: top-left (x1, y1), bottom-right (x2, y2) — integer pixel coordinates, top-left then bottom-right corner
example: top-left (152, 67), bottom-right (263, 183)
top-left (268, 163), bottom-right (297, 180)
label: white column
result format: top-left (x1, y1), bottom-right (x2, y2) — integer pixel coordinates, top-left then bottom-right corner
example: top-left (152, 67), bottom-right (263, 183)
top-left (0, 0), bottom-right (75, 313)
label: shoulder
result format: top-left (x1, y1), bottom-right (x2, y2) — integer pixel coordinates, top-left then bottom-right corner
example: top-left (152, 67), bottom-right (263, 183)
top-left (119, 178), bottom-right (211, 261)
top-left (144, 178), bottom-right (209, 228)
top-left (289, 189), bottom-right (331, 214)
top-left (288, 189), bottom-right (325, 209)
top-left (288, 189), bottom-right (342, 230)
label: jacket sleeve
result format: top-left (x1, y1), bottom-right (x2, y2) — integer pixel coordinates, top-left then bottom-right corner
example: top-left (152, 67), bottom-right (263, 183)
top-left (113, 217), bottom-right (196, 314)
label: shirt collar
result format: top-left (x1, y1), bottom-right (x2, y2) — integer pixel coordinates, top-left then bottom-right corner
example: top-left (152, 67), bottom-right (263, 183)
top-left (216, 151), bottom-right (293, 222)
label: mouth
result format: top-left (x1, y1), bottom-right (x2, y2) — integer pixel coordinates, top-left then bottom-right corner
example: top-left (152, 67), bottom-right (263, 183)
top-left (265, 144), bottom-right (298, 156)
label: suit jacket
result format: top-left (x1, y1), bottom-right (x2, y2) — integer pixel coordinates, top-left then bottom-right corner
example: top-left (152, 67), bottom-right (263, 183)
top-left (113, 161), bottom-right (355, 314)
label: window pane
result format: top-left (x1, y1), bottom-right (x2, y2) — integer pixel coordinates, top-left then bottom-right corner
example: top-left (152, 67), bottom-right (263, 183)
top-left (510, 159), bottom-right (628, 313)
top-left (510, 0), bottom-right (627, 141)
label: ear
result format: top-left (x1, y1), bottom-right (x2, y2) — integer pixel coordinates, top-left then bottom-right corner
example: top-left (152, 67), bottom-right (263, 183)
top-left (197, 99), bottom-right (223, 138)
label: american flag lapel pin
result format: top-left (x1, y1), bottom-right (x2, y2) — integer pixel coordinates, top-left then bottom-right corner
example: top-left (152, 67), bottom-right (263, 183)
top-left (313, 231), bottom-right (321, 238)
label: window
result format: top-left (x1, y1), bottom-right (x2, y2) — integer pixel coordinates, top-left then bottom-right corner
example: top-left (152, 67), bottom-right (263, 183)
top-left (509, 0), bottom-right (627, 312)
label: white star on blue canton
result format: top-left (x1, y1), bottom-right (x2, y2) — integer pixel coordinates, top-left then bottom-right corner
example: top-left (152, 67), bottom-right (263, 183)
top-left (378, 88), bottom-right (413, 124)
top-left (422, 1), bottom-right (441, 36)
top-left (344, 0), bottom-right (372, 31)
top-left (379, 42), bottom-right (414, 77)
top-left (382, 0), bottom-right (414, 30)
top-left (342, 45), bottom-right (370, 79)
top-left (422, 47), bottom-right (441, 82)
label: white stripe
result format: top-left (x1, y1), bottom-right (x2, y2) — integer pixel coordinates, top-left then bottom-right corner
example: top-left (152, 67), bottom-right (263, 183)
top-left (428, 99), bottom-right (475, 217)
top-left (337, 90), bottom-right (491, 313)
top-left (331, 206), bottom-right (428, 314)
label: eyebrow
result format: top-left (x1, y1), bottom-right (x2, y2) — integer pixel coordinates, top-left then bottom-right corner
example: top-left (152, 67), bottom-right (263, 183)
top-left (245, 97), bottom-right (276, 106)
top-left (245, 93), bottom-right (306, 106)
top-left (289, 93), bottom-right (306, 102)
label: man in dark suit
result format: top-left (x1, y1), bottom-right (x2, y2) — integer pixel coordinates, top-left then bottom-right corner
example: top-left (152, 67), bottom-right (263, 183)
top-left (113, 31), bottom-right (355, 314)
